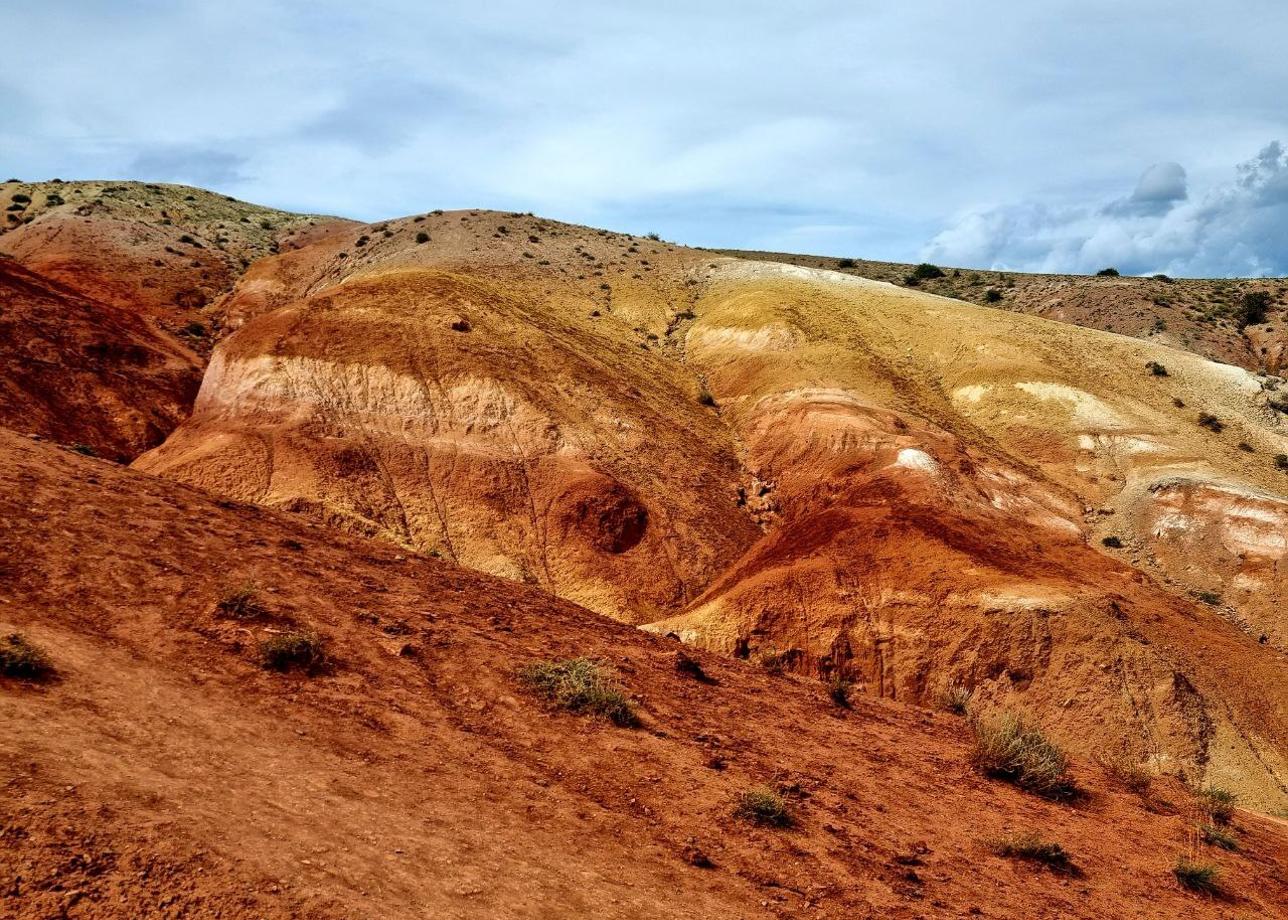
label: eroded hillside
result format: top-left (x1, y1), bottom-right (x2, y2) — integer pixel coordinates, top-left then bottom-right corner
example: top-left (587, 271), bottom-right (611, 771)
top-left (722, 248), bottom-right (1288, 374)
top-left (0, 179), bottom-right (352, 457)
top-left (125, 207), bottom-right (1288, 809)
top-left (2, 431), bottom-right (1286, 919)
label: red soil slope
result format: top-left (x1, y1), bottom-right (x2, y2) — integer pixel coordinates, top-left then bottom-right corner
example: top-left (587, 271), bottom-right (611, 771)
top-left (0, 258), bottom-right (200, 461)
top-left (0, 180), bottom-right (351, 457)
top-left (2, 429), bottom-right (1286, 919)
top-left (134, 213), bottom-right (1288, 809)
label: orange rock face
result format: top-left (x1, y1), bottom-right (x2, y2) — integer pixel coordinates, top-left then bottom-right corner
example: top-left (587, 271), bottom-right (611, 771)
top-left (2, 183), bottom-right (1286, 916)
top-left (125, 206), bottom-right (1288, 809)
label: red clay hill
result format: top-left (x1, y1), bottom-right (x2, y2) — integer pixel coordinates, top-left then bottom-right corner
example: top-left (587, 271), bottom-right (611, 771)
top-left (1, 180), bottom-right (1286, 917)
top-left (3, 430), bottom-right (1287, 918)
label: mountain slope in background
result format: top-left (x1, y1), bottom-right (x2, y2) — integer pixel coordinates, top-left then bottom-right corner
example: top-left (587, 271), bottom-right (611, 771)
top-left (720, 249), bottom-right (1288, 375)
top-left (0, 179), bottom-right (352, 457)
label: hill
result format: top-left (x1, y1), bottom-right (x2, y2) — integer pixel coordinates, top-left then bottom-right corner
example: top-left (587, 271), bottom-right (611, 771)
top-left (2, 430), bottom-right (1286, 918)
top-left (0, 179), bottom-right (352, 457)
top-left (718, 249), bottom-right (1288, 374)
top-left (125, 207), bottom-right (1288, 808)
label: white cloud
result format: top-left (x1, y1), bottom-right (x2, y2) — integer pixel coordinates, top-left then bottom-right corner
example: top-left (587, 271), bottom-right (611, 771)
top-left (924, 143), bottom-right (1288, 277)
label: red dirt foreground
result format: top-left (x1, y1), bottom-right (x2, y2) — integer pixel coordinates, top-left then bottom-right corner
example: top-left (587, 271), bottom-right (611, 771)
top-left (2, 430), bottom-right (1286, 919)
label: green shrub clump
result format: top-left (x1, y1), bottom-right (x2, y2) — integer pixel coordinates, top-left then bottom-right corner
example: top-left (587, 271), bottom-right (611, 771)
top-left (735, 787), bottom-right (793, 827)
top-left (519, 657), bottom-right (637, 726)
top-left (0, 633), bottom-right (53, 680)
top-left (971, 711), bottom-right (1077, 799)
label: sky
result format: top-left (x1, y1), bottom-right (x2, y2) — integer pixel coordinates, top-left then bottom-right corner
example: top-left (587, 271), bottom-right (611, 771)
top-left (4, 1), bottom-right (1287, 277)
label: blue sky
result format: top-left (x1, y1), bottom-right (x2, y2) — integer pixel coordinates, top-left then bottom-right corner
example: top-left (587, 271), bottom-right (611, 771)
top-left (5, 1), bottom-right (1287, 276)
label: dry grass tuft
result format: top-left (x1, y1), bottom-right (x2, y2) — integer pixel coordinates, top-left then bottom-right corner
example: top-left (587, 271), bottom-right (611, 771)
top-left (217, 581), bottom-right (268, 619)
top-left (990, 833), bottom-right (1077, 873)
top-left (1199, 786), bottom-right (1237, 825)
top-left (1199, 824), bottom-right (1239, 851)
top-left (971, 711), bottom-right (1078, 800)
top-left (519, 657), bottom-right (638, 726)
top-left (1173, 857), bottom-right (1222, 895)
top-left (938, 682), bottom-right (973, 716)
top-left (258, 628), bottom-right (328, 674)
top-left (0, 633), bottom-right (53, 680)
top-left (1096, 753), bottom-right (1154, 797)
top-left (734, 787), bottom-right (793, 827)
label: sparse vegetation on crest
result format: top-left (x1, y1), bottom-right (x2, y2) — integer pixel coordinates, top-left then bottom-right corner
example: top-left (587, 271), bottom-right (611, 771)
top-left (910, 262), bottom-right (945, 280)
top-left (1096, 267), bottom-right (1120, 277)
top-left (970, 711), bottom-right (1077, 799)
top-left (519, 657), bottom-right (637, 726)
top-left (734, 787), bottom-right (793, 827)
top-left (0, 633), bottom-right (53, 680)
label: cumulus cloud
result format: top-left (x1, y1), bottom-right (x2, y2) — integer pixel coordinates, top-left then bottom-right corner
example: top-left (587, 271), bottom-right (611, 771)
top-left (1111, 161), bottom-right (1188, 216)
top-left (924, 143), bottom-right (1288, 277)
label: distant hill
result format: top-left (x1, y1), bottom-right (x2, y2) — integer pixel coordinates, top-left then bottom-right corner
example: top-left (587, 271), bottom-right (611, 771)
top-left (717, 248), bottom-right (1288, 374)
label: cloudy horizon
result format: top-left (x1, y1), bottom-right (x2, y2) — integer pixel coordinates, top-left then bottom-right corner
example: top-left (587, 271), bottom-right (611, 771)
top-left (5, 1), bottom-right (1286, 277)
